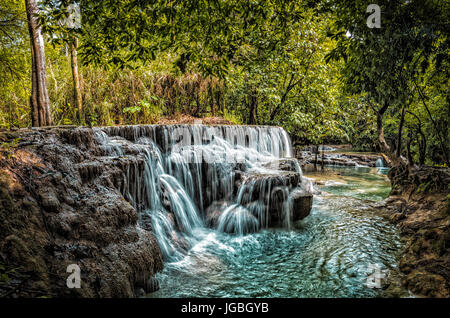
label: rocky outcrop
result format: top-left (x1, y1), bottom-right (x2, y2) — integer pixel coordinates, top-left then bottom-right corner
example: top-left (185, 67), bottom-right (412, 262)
top-left (296, 147), bottom-right (388, 168)
top-left (0, 125), bottom-right (313, 296)
top-left (232, 157), bottom-right (311, 228)
top-left (0, 127), bottom-right (163, 297)
top-left (262, 158), bottom-right (301, 172)
top-left (205, 201), bottom-right (230, 228)
top-left (203, 157), bottom-right (312, 234)
top-left (291, 189), bottom-right (313, 221)
top-left (380, 165), bottom-right (450, 298)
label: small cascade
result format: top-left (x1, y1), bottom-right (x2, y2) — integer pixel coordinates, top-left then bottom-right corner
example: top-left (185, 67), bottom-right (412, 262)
top-left (217, 204), bottom-right (259, 235)
top-left (376, 157), bottom-right (385, 168)
top-left (93, 124), bottom-right (311, 261)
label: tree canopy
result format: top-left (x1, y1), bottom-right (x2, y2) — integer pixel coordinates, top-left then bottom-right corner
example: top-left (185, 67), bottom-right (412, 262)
top-left (0, 0), bottom-right (448, 166)
top-left (327, 0), bottom-right (449, 165)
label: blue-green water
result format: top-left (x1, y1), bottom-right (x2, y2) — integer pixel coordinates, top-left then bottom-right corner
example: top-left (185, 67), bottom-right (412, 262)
top-left (150, 166), bottom-right (403, 297)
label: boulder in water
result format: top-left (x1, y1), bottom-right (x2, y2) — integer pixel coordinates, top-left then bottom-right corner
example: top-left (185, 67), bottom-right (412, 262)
top-left (290, 189), bottom-right (313, 221)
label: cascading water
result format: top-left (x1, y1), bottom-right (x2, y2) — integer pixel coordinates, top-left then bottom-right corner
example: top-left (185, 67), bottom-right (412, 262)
top-left (93, 125), bottom-right (311, 261)
top-left (92, 125), bottom-right (405, 298)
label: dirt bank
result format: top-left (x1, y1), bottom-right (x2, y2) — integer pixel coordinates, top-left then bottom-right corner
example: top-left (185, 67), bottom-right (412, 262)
top-left (381, 165), bottom-right (450, 297)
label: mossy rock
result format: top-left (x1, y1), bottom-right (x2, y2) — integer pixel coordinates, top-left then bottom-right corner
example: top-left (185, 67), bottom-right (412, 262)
top-left (445, 194), bottom-right (450, 216)
top-left (410, 238), bottom-right (423, 255)
top-left (406, 271), bottom-right (447, 297)
top-left (431, 238), bottom-right (446, 256)
top-left (416, 181), bottom-right (433, 194)
top-left (0, 131), bottom-right (20, 142)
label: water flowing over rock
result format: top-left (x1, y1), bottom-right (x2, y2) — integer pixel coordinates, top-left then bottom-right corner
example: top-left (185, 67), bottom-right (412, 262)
top-left (296, 147), bottom-right (390, 169)
top-left (375, 157), bottom-right (386, 168)
top-left (96, 124), bottom-right (312, 258)
top-left (0, 127), bottom-right (163, 298)
top-left (0, 124), bottom-right (312, 297)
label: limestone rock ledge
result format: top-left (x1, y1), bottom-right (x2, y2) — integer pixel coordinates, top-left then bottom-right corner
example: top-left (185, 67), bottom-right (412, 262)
top-left (0, 127), bottom-right (163, 297)
top-left (205, 157), bottom-right (313, 234)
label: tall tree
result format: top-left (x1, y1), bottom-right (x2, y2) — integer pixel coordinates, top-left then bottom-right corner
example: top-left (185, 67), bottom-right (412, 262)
top-left (25, 0), bottom-right (52, 126)
top-left (0, 0), bottom-right (30, 128)
top-left (327, 0), bottom-right (448, 166)
top-left (70, 36), bottom-right (83, 124)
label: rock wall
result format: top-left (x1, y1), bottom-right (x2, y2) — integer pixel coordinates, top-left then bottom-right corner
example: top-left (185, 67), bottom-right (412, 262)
top-left (296, 147), bottom-right (388, 168)
top-left (0, 127), bottom-right (163, 297)
top-left (382, 165), bottom-right (450, 297)
top-left (0, 125), bottom-right (313, 297)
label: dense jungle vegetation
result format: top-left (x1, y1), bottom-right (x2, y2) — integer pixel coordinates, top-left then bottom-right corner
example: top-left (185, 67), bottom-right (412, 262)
top-left (0, 0), bottom-right (448, 166)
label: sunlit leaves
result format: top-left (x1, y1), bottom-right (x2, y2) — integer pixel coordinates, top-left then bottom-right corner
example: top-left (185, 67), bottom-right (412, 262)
top-left (40, 0), bottom-right (305, 76)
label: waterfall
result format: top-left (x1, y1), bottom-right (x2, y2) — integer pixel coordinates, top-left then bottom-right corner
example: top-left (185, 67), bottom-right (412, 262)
top-left (376, 157), bottom-right (385, 168)
top-left (93, 124), bottom-right (308, 261)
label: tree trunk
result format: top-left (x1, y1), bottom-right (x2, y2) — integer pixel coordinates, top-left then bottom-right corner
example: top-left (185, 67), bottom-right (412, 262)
top-left (248, 89), bottom-right (257, 125)
top-left (418, 134), bottom-right (426, 165)
top-left (414, 80), bottom-right (449, 166)
top-left (396, 104), bottom-right (407, 158)
top-left (321, 145), bottom-right (325, 171)
top-left (406, 134), bottom-right (414, 167)
top-left (210, 90), bottom-right (215, 117)
top-left (214, 89), bottom-right (221, 117)
top-left (194, 92), bottom-right (200, 117)
top-left (25, 0), bottom-right (52, 127)
top-left (407, 110), bottom-right (427, 166)
top-left (70, 37), bottom-right (83, 125)
top-left (376, 104), bottom-right (392, 155)
top-left (30, 57), bottom-right (39, 125)
top-left (314, 145), bottom-right (318, 171)
top-left (221, 81), bottom-right (226, 113)
top-left (375, 102), bottom-right (407, 167)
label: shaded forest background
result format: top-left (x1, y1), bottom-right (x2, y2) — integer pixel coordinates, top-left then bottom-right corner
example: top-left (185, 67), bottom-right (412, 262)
top-left (0, 0), bottom-right (448, 166)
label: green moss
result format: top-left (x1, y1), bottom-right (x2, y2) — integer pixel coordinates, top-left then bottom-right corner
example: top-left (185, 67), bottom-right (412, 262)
top-left (410, 238), bottom-right (423, 255)
top-left (406, 271), bottom-right (447, 297)
top-left (0, 263), bottom-right (11, 283)
top-left (445, 194), bottom-right (450, 216)
top-left (416, 181), bottom-right (433, 194)
top-left (431, 238), bottom-right (446, 256)
top-left (0, 172), bottom-right (19, 237)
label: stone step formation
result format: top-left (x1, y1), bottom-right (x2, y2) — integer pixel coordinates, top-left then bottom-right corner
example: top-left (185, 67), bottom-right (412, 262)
top-left (0, 124), bottom-right (313, 297)
top-left (95, 124), bottom-right (313, 260)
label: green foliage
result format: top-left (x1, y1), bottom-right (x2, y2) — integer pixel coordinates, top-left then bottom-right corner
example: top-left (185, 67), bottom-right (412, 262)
top-left (221, 110), bottom-right (243, 125)
top-left (1, 137), bottom-right (20, 149)
top-left (328, 0), bottom-right (449, 165)
top-left (223, 9), bottom-right (353, 145)
top-left (0, 262), bottom-right (16, 283)
top-left (1, 137), bottom-right (20, 159)
top-left (41, 0), bottom-right (305, 77)
top-left (123, 97), bottom-right (163, 124)
top-left (0, 0), bottom-right (447, 168)
top-left (416, 181), bottom-right (433, 194)
top-left (0, 0), bottom-right (31, 128)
